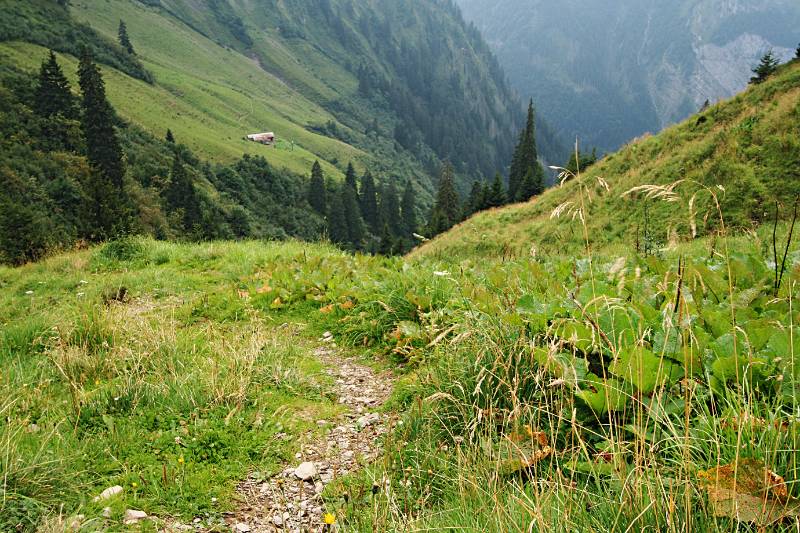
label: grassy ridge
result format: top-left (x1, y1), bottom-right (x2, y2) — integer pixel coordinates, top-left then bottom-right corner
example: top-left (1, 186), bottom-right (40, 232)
top-left (414, 60), bottom-right (800, 261)
top-left (3, 226), bottom-right (800, 530)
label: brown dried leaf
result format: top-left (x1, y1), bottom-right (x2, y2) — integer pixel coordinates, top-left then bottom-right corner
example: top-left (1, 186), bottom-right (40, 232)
top-left (698, 459), bottom-right (800, 526)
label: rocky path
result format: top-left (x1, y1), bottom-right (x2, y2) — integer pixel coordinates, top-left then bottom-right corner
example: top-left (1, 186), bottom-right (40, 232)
top-left (229, 333), bottom-right (395, 532)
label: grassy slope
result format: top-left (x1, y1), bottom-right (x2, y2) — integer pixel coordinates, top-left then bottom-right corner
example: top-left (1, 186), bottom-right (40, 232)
top-left (0, 0), bottom-right (365, 178)
top-left (0, 239), bottom-right (358, 529)
top-left (413, 60), bottom-right (800, 261)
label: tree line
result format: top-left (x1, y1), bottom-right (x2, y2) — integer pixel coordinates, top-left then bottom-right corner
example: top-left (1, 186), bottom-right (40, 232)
top-left (306, 161), bottom-right (418, 255)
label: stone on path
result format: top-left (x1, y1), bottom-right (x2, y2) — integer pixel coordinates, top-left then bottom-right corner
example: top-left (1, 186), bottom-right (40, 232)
top-left (123, 509), bottom-right (147, 524)
top-left (294, 461), bottom-right (317, 481)
top-left (93, 485), bottom-right (123, 502)
top-left (234, 523), bottom-right (252, 532)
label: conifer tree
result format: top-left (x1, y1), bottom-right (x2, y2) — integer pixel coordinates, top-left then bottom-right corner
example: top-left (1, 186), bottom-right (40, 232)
top-left (466, 180), bottom-right (484, 216)
top-left (78, 48), bottom-right (130, 240)
top-left (341, 182), bottom-right (364, 249)
top-left (378, 222), bottom-right (395, 256)
top-left (165, 129), bottom-right (175, 144)
top-left (326, 186), bottom-right (348, 245)
top-left (345, 162), bottom-right (358, 192)
top-left (427, 163), bottom-right (461, 236)
top-left (34, 51), bottom-right (75, 119)
top-left (486, 172), bottom-right (507, 208)
top-left (508, 100), bottom-right (545, 202)
top-left (379, 182), bottom-right (401, 236)
top-left (118, 20), bottom-right (135, 55)
top-left (400, 181), bottom-right (417, 241)
top-left (359, 169), bottom-right (379, 232)
top-left (164, 153), bottom-right (200, 231)
top-left (308, 161), bottom-right (327, 215)
top-left (750, 50), bottom-right (780, 84)
top-left (796, 43), bottom-right (800, 59)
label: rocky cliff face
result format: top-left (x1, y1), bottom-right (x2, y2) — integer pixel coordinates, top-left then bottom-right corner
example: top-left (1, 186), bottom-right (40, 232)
top-left (456, 0), bottom-right (799, 152)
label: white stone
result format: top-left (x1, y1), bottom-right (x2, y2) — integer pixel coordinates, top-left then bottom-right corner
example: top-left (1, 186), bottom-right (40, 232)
top-left (123, 509), bottom-right (147, 524)
top-left (93, 485), bottom-right (123, 502)
top-left (102, 507), bottom-right (112, 518)
top-left (294, 461), bottom-right (317, 481)
top-left (272, 514), bottom-right (284, 527)
top-left (234, 523), bottom-right (251, 532)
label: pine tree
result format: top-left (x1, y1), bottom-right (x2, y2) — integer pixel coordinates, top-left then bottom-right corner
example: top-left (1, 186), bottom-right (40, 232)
top-left (34, 51), bottom-right (75, 119)
top-left (78, 48), bottom-right (130, 240)
top-left (400, 181), bottom-right (417, 241)
top-left (165, 129), bottom-right (175, 144)
top-left (750, 50), bottom-right (780, 84)
top-left (307, 161), bottom-right (327, 214)
top-left (486, 172), bottom-right (507, 208)
top-left (378, 222), bottom-right (395, 255)
top-left (427, 163), bottom-right (461, 236)
top-left (466, 180), bottom-right (484, 216)
top-left (379, 182), bottom-right (401, 236)
top-left (796, 43), bottom-right (800, 59)
top-left (359, 169), bottom-right (380, 233)
top-left (341, 183), bottom-right (364, 249)
top-left (326, 186), bottom-right (348, 245)
top-left (164, 153), bottom-right (200, 231)
top-left (508, 100), bottom-right (545, 202)
top-left (345, 162), bottom-right (358, 192)
top-left (118, 20), bottom-right (135, 55)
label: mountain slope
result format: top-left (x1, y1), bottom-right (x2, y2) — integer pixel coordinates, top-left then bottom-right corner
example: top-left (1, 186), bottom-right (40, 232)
top-left (1, 0), bottom-right (542, 196)
top-left (413, 59), bottom-right (800, 261)
top-left (456, 0), bottom-right (799, 153)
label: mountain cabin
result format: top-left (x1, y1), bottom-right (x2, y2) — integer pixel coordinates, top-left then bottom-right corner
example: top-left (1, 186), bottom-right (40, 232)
top-left (246, 132), bottom-right (275, 145)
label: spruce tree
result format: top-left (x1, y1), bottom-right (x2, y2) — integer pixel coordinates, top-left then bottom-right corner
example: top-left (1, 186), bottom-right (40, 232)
top-left (165, 153), bottom-right (200, 231)
top-left (118, 20), bottom-right (135, 55)
top-left (508, 100), bottom-right (545, 202)
top-left (750, 50), bottom-right (780, 84)
top-left (345, 162), bottom-right (358, 192)
top-left (379, 182), bottom-right (401, 236)
top-left (486, 172), bottom-right (507, 208)
top-left (341, 183), bottom-right (364, 249)
top-left (165, 129), bottom-right (175, 144)
top-left (378, 222), bottom-right (395, 255)
top-left (78, 48), bottom-right (130, 240)
top-left (466, 180), bottom-right (483, 216)
top-left (359, 169), bottom-right (380, 233)
top-left (308, 161), bottom-right (327, 214)
top-left (796, 43), bottom-right (800, 59)
top-left (400, 181), bottom-right (417, 241)
top-left (427, 163), bottom-right (461, 236)
top-left (326, 186), bottom-right (348, 245)
top-left (34, 51), bottom-right (75, 119)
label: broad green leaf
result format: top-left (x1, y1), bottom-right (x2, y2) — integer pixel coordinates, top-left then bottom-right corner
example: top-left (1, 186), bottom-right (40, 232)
top-left (609, 347), bottom-right (679, 394)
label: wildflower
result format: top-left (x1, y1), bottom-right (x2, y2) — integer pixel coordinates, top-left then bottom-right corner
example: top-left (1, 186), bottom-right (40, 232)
top-left (178, 456), bottom-right (185, 465)
top-left (323, 513), bottom-right (336, 525)
top-left (132, 482), bottom-right (138, 489)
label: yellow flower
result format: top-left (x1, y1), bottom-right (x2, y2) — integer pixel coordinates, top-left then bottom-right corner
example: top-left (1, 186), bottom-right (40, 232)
top-left (178, 456), bottom-right (185, 465)
top-left (132, 482), bottom-right (138, 488)
top-left (323, 513), bottom-right (336, 525)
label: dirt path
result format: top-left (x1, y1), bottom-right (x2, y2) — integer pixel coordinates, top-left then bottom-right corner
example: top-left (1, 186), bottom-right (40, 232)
top-left (229, 333), bottom-right (395, 532)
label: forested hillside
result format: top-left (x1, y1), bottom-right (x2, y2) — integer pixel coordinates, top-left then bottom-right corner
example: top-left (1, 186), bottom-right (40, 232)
top-left (1, 0), bottom-right (563, 191)
top-left (415, 58), bottom-right (800, 260)
top-left (456, 0), bottom-right (799, 152)
top-left (0, 0), bottom-right (560, 264)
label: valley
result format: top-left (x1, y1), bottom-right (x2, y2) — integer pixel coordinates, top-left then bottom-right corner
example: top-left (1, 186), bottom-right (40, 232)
top-left (1, 1), bottom-right (800, 531)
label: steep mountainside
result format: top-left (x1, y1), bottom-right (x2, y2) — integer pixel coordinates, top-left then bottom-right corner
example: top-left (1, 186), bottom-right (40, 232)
top-left (0, 0), bottom-right (557, 195)
top-left (456, 0), bottom-right (799, 152)
top-left (413, 59), bottom-right (800, 261)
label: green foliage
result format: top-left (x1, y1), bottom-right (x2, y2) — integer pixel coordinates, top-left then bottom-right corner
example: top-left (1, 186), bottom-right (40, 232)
top-left (427, 163), bottom-right (461, 237)
top-left (0, 0), bottom-right (152, 83)
top-left (359, 170), bottom-right (380, 233)
top-left (33, 50), bottom-right (75, 119)
top-left (78, 48), bottom-right (132, 240)
top-left (117, 20), bottom-right (134, 55)
top-left (509, 100), bottom-right (545, 201)
top-left (750, 50), bottom-right (781, 84)
top-left (485, 172), bottom-right (506, 209)
top-left (307, 161), bottom-right (327, 215)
